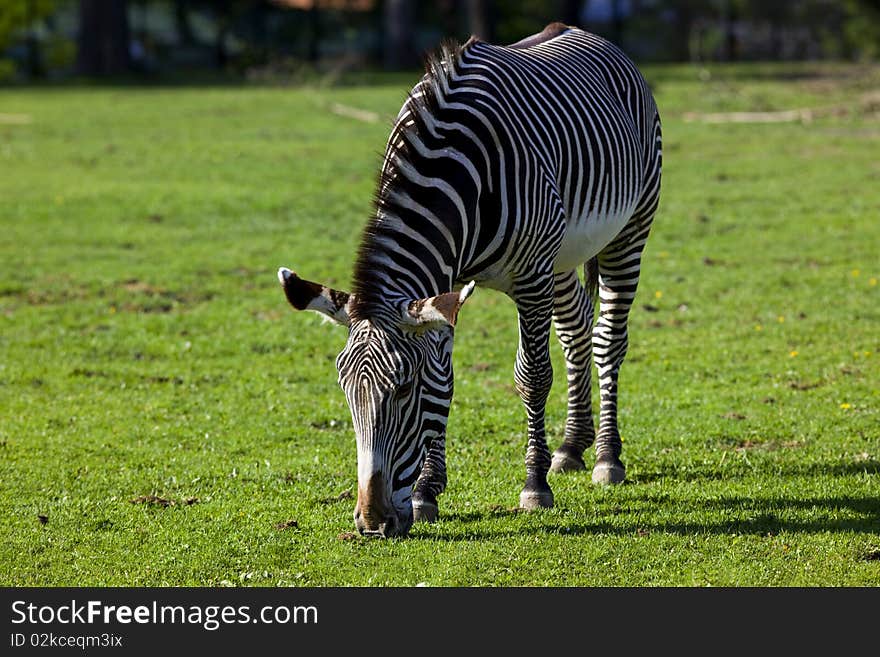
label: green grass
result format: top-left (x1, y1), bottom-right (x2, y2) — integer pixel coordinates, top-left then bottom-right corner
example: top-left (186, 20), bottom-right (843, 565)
top-left (2, 62), bottom-right (879, 586)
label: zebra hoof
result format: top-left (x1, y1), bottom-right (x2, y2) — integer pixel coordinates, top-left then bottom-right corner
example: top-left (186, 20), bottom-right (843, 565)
top-left (550, 449), bottom-right (586, 473)
top-left (592, 461), bottom-right (626, 485)
top-left (519, 488), bottom-right (554, 510)
top-left (412, 499), bottom-right (439, 524)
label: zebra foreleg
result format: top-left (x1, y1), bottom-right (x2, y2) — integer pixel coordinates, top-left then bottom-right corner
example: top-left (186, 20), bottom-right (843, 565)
top-left (412, 435), bottom-right (447, 523)
top-left (513, 277), bottom-right (556, 510)
top-left (550, 269), bottom-right (596, 473)
top-left (592, 222), bottom-right (651, 485)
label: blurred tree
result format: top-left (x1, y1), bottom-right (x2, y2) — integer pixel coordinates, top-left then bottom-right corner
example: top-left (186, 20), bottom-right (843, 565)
top-left (0, 0), bottom-right (56, 78)
top-left (383, 0), bottom-right (415, 69)
top-left (306, 0), bottom-right (320, 63)
top-left (560, 0), bottom-right (584, 26)
top-left (77, 0), bottom-right (132, 75)
top-left (173, 0), bottom-right (196, 46)
top-left (845, 0), bottom-right (880, 59)
top-left (667, 0), bottom-right (702, 61)
top-left (493, 0), bottom-right (558, 44)
top-left (179, 0), bottom-right (265, 69)
top-left (214, 0), bottom-right (234, 68)
top-left (465, 0), bottom-right (494, 41)
top-left (428, 0), bottom-right (459, 41)
top-left (739, 0), bottom-right (792, 59)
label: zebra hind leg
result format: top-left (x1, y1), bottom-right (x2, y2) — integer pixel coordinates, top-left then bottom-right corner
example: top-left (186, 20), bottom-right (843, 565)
top-left (592, 220), bottom-right (652, 485)
top-left (550, 269), bottom-right (596, 473)
top-left (412, 435), bottom-right (447, 523)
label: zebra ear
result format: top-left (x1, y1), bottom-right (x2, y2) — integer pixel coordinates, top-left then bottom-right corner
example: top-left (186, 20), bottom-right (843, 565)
top-left (278, 267), bottom-right (351, 327)
top-left (403, 281), bottom-right (476, 330)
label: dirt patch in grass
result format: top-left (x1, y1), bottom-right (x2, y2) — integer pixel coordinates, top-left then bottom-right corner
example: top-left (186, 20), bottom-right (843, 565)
top-left (141, 375), bottom-right (185, 385)
top-left (71, 368), bottom-right (109, 378)
top-left (19, 284), bottom-right (92, 306)
top-left (131, 494), bottom-right (173, 507)
top-left (319, 489), bottom-right (353, 505)
top-left (488, 504), bottom-right (524, 516)
top-left (117, 279), bottom-right (217, 313)
top-left (130, 495), bottom-right (199, 508)
top-left (123, 279), bottom-right (164, 295)
top-left (789, 380), bottom-right (823, 391)
top-left (734, 439), bottom-right (805, 452)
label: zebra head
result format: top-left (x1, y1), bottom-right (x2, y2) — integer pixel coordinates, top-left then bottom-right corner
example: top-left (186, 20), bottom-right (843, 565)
top-left (278, 267), bottom-right (475, 538)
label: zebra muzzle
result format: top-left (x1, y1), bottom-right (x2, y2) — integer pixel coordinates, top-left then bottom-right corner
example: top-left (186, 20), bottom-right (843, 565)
top-left (354, 472), bottom-right (410, 538)
top-left (354, 512), bottom-right (398, 538)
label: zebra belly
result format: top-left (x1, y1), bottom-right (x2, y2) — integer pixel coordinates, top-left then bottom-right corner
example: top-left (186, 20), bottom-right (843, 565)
top-left (553, 210), bottom-right (632, 273)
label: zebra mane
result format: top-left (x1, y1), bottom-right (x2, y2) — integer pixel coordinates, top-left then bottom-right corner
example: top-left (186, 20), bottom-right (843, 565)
top-left (349, 38), bottom-right (473, 322)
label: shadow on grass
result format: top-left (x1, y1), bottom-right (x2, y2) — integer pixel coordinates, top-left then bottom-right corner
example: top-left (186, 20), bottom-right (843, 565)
top-left (629, 459), bottom-right (880, 485)
top-left (417, 458), bottom-right (880, 541)
top-left (420, 494), bottom-right (880, 542)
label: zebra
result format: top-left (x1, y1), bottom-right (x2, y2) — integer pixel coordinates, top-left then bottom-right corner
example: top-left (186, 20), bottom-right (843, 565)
top-left (278, 22), bottom-right (661, 537)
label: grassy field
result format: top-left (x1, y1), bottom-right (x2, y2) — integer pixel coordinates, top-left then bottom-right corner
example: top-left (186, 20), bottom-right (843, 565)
top-left (1, 61), bottom-right (879, 586)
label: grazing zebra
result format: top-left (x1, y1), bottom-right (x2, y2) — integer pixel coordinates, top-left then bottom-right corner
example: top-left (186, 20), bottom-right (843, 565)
top-left (279, 22), bottom-right (661, 537)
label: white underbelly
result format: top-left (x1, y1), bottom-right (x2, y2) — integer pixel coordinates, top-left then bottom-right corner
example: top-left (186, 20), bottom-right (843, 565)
top-left (553, 210), bottom-right (632, 273)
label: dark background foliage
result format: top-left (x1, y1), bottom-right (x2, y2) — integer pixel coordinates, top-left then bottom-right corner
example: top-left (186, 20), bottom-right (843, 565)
top-left (1, 0), bottom-right (879, 83)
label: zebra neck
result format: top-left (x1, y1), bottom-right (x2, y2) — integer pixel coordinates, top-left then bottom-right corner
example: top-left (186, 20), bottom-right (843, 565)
top-left (350, 65), bottom-right (493, 321)
top-left (350, 203), bottom-right (464, 321)
top-left (351, 139), bottom-right (485, 319)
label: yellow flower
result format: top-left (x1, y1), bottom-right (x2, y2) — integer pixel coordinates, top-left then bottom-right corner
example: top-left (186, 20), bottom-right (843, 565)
top-left (851, 269), bottom-right (860, 277)
top-left (777, 316), bottom-right (785, 323)
top-left (789, 350), bottom-right (798, 357)
top-left (754, 324), bottom-right (763, 331)
top-left (654, 291), bottom-right (663, 299)
top-left (870, 278), bottom-right (877, 286)
top-left (840, 403), bottom-right (852, 410)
